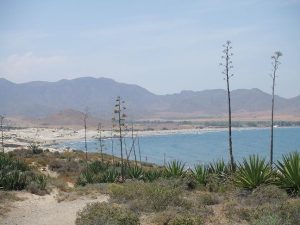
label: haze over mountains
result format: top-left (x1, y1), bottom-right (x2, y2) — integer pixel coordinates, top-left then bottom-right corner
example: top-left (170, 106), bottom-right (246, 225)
top-left (0, 77), bottom-right (299, 122)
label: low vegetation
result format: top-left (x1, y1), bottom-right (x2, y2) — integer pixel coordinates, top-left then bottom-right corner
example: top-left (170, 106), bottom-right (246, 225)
top-left (234, 155), bottom-right (273, 189)
top-left (76, 202), bottom-right (139, 225)
top-left (0, 153), bottom-right (47, 194)
top-left (276, 152), bottom-right (300, 195)
top-left (1, 148), bottom-right (299, 224)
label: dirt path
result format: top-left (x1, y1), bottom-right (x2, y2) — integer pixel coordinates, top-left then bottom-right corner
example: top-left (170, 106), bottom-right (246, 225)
top-left (1, 190), bottom-right (109, 225)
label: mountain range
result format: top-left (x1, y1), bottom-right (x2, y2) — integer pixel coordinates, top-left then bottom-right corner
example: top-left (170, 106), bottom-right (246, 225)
top-left (0, 77), bottom-right (299, 122)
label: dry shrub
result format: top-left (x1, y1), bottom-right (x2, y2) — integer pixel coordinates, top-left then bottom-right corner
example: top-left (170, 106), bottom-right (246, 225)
top-left (247, 185), bottom-right (288, 206)
top-left (108, 181), bottom-right (188, 212)
top-left (75, 202), bottom-right (139, 225)
top-left (196, 192), bottom-right (220, 205)
top-left (150, 208), bottom-right (204, 225)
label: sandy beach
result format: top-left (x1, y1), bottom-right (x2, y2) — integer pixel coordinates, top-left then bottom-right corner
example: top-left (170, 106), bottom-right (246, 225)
top-left (2, 126), bottom-right (268, 153)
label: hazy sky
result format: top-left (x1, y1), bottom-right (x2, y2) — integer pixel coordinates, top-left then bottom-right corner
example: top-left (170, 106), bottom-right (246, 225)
top-left (0, 0), bottom-right (299, 97)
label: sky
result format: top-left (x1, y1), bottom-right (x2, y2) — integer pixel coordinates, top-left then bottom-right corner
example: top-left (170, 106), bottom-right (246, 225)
top-left (0, 0), bottom-right (299, 98)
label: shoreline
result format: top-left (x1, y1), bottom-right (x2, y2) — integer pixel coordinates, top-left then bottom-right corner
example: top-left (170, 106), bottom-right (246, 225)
top-left (3, 126), bottom-right (298, 153)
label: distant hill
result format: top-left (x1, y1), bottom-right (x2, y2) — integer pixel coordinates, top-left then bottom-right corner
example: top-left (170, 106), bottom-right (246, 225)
top-left (0, 77), bottom-right (299, 121)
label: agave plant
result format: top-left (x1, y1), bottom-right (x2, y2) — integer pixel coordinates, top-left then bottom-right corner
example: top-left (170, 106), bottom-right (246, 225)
top-left (192, 165), bottom-right (208, 185)
top-left (127, 166), bottom-right (144, 180)
top-left (209, 159), bottom-right (229, 177)
top-left (0, 154), bottom-right (29, 171)
top-left (144, 170), bottom-right (163, 182)
top-left (77, 170), bottom-right (96, 186)
top-left (35, 174), bottom-right (47, 190)
top-left (100, 169), bottom-right (120, 183)
top-left (164, 160), bottom-right (186, 178)
top-left (0, 154), bottom-right (35, 190)
top-left (0, 170), bottom-right (28, 190)
top-left (276, 152), bottom-right (300, 195)
top-left (234, 155), bottom-right (273, 189)
top-left (88, 161), bottom-right (107, 174)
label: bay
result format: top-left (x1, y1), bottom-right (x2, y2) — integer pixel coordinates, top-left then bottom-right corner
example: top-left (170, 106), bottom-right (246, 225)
top-left (57, 127), bottom-right (300, 167)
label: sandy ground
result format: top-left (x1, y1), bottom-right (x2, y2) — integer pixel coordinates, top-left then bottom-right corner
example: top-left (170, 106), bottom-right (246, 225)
top-left (4, 127), bottom-right (101, 152)
top-left (1, 190), bottom-right (109, 225)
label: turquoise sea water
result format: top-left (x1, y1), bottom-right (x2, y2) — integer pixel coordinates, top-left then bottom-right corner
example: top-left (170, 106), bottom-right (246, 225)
top-left (57, 127), bottom-right (300, 166)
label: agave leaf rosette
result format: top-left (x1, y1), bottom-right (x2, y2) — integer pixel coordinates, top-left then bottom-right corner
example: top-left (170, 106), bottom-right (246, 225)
top-left (192, 164), bottom-right (208, 185)
top-left (234, 155), bottom-right (273, 189)
top-left (276, 152), bottom-right (300, 194)
top-left (164, 160), bottom-right (186, 178)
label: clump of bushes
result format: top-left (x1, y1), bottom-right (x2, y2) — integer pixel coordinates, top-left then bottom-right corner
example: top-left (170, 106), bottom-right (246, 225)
top-left (77, 162), bottom-right (166, 186)
top-left (247, 185), bottom-right (288, 205)
top-left (76, 161), bottom-right (120, 186)
top-left (223, 185), bottom-right (300, 225)
top-left (108, 181), bottom-right (187, 212)
top-left (75, 202), bottom-right (139, 225)
top-left (0, 153), bottom-right (47, 194)
top-left (49, 159), bottom-right (82, 174)
top-left (150, 208), bottom-right (207, 225)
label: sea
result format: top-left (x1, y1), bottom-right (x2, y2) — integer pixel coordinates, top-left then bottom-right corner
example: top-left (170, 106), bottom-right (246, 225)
top-left (56, 127), bottom-right (300, 167)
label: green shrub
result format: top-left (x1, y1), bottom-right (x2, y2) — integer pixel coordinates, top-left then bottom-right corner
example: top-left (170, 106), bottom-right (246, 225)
top-left (234, 155), bottom-right (273, 189)
top-left (276, 152), bottom-right (300, 195)
top-left (192, 165), bottom-right (208, 185)
top-left (75, 202), bottom-right (139, 225)
top-left (164, 160), bottom-right (186, 178)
